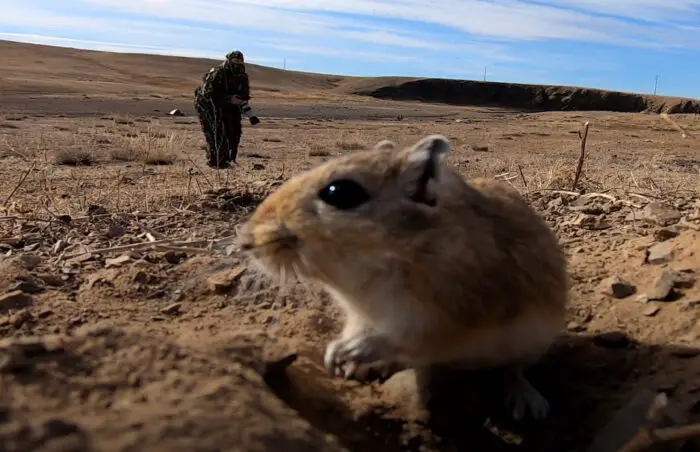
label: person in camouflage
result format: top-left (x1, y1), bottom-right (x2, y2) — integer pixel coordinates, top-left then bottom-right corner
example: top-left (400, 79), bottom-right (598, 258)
top-left (194, 50), bottom-right (251, 169)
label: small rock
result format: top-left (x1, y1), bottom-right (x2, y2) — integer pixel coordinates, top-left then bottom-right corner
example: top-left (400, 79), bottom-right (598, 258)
top-left (381, 369), bottom-right (420, 405)
top-left (132, 271), bottom-right (156, 284)
top-left (626, 202), bottom-right (682, 226)
top-left (600, 276), bottom-right (636, 299)
top-left (105, 254), bottom-right (131, 268)
top-left (38, 309), bottom-right (54, 318)
top-left (18, 254), bottom-right (42, 270)
top-left (648, 271), bottom-right (678, 301)
top-left (86, 204), bottom-right (108, 216)
top-left (252, 163), bottom-right (265, 171)
top-left (41, 419), bottom-right (81, 437)
top-left (573, 214), bottom-right (612, 230)
top-left (10, 310), bottom-right (33, 328)
top-left (151, 315), bottom-right (166, 322)
top-left (593, 331), bottom-right (631, 349)
top-left (160, 303), bottom-right (182, 315)
top-left (38, 274), bottom-right (64, 287)
top-left (207, 266), bottom-right (247, 294)
top-left (670, 269), bottom-right (696, 289)
top-left (106, 224), bottom-right (126, 238)
top-left (164, 250), bottom-right (186, 265)
top-left (636, 294), bottom-right (650, 304)
top-left (168, 108), bottom-right (184, 116)
top-left (0, 291), bottom-right (33, 312)
top-left (654, 227), bottom-right (679, 242)
top-left (646, 242), bottom-right (673, 265)
top-left (643, 305), bottom-right (660, 317)
top-left (9, 280), bottom-right (45, 294)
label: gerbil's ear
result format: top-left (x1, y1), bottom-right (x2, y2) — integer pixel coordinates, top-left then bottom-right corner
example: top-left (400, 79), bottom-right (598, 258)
top-left (397, 134), bottom-right (450, 207)
top-left (373, 139), bottom-right (396, 151)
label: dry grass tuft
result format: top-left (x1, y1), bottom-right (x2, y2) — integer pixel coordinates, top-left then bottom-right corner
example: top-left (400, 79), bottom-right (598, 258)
top-left (111, 127), bottom-right (181, 165)
top-left (54, 148), bottom-right (95, 166)
top-left (308, 144), bottom-right (332, 157)
top-left (335, 140), bottom-right (364, 151)
top-left (113, 114), bottom-right (135, 125)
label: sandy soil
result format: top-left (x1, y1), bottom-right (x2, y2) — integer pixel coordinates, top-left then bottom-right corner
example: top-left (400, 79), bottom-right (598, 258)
top-left (1, 40), bottom-right (700, 452)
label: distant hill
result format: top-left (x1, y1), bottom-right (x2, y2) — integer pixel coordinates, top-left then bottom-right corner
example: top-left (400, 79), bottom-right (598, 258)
top-left (1, 39), bottom-right (699, 114)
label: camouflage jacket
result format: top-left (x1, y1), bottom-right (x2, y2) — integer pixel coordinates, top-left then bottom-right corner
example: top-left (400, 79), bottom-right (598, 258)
top-left (199, 63), bottom-right (250, 108)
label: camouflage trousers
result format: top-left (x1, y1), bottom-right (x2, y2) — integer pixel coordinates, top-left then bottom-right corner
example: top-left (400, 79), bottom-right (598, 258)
top-left (193, 89), bottom-right (242, 168)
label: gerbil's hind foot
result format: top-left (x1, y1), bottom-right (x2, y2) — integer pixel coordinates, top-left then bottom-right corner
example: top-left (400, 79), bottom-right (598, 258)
top-left (504, 369), bottom-right (550, 422)
top-left (323, 335), bottom-right (402, 382)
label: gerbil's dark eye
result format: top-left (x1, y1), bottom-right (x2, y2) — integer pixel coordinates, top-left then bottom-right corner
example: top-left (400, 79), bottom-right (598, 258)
top-left (318, 179), bottom-right (370, 210)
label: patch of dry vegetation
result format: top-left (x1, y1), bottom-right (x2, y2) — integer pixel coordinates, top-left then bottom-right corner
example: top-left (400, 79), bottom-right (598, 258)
top-left (308, 144), bottom-right (332, 157)
top-left (335, 139), bottom-right (365, 151)
top-left (0, 112), bottom-right (698, 219)
top-left (54, 148), bottom-right (95, 166)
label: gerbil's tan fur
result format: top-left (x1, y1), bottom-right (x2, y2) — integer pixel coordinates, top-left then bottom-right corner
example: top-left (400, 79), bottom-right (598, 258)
top-left (238, 134), bottom-right (569, 421)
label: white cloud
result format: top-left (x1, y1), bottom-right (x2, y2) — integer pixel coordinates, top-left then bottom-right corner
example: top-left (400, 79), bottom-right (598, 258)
top-left (0, 33), bottom-right (284, 63)
top-left (1, 0), bottom-right (699, 84)
top-left (75, 0), bottom-right (700, 47)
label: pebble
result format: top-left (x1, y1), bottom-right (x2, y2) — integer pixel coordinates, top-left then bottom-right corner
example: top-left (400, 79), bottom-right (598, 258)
top-left (648, 271), bottom-right (678, 301)
top-left (37, 309), bottom-right (54, 318)
top-left (0, 291), bottom-right (34, 311)
top-left (18, 254), bottom-right (42, 270)
top-left (207, 266), bottom-right (247, 294)
top-left (626, 202), bottom-right (682, 226)
top-left (642, 305), bottom-right (660, 317)
top-left (600, 276), bottom-right (636, 299)
top-left (653, 227), bottom-right (679, 241)
top-left (10, 279), bottom-right (45, 294)
top-left (105, 254), bottom-right (131, 268)
top-left (646, 242), bottom-right (673, 265)
top-left (161, 303), bottom-right (182, 315)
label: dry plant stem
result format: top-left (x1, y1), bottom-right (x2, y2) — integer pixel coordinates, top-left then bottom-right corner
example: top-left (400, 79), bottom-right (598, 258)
top-left (154, 245), bottom-right (211, 254)
top-left (116, 169), bottom-right (121, 212)
top-left (572, 121), bottom-right (591, 191)
top-left (61, 238), bottom-right (218, 259)
top-left (660, 113), bottom-right (692, 139)
top-left (518, 164), bottom-right (528, 192)
top-left (3, 162), bottom-right (36, 206)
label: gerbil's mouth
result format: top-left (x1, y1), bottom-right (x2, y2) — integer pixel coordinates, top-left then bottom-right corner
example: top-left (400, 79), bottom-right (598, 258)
top-left (237, 220), bottom-right (298, 254)
top-left (241, 234), bottom-right (298, 253)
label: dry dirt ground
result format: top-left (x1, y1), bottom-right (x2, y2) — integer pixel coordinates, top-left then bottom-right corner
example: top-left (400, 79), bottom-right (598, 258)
top-left (1, 41), bottom-right (700, 452)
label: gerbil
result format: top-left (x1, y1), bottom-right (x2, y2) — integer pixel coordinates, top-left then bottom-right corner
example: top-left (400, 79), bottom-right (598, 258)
top-left (237, 134), bottom-right (569, 421)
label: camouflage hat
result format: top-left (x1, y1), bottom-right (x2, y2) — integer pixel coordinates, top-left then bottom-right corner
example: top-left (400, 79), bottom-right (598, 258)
top-left (226, 50), bottom-right (244, 61)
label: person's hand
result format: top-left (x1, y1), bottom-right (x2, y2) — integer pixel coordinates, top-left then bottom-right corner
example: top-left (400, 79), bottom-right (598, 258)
top-left (230, 96), bottom-right (242, 105)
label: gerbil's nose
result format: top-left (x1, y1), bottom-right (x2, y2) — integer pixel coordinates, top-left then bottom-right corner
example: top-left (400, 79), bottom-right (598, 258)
top-left (236, 220), bottom-right (255, 251)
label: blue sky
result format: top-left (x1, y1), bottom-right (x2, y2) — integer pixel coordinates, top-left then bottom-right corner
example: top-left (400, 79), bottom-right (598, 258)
top-left (3, 0), bottom-right (700, 98)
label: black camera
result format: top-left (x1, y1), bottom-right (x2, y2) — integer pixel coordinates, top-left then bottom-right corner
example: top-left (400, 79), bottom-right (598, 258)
top-left (238, 99), bottom-right (260, 126)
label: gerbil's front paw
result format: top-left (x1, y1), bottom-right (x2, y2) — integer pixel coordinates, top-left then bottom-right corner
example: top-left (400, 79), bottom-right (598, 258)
top-left (323, 335), bottom-right (398, 381)
top-left (504, 372), bottom-right (550, 422)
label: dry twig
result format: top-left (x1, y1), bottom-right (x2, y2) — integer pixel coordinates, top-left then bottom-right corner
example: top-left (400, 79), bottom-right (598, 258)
top-left (572, 121), bottom-right (590, 191)
top-left (3, 162), bottom-right (36, 207)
